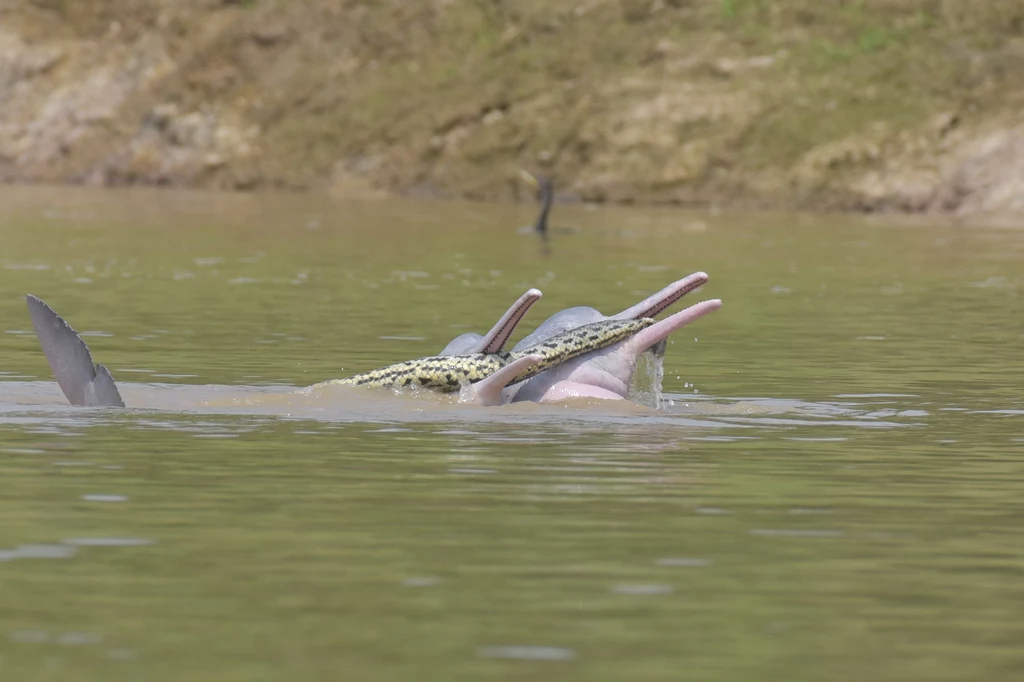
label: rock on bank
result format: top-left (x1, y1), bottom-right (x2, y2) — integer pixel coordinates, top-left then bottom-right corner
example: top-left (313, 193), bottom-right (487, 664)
top-left (2, 0), bottom-right (1022, 217)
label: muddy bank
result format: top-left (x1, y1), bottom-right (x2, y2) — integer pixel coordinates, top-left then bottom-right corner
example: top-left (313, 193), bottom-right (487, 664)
top-left (1, 0), bottom-right (1023, 216)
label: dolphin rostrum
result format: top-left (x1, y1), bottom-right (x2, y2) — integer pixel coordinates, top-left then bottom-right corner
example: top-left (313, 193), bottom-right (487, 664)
top-left (439, 288), bottom-right (542, 356)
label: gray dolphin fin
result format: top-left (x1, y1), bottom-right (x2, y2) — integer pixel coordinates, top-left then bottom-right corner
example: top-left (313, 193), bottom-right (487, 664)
top-left (25, 294), bottom-right (125, 408)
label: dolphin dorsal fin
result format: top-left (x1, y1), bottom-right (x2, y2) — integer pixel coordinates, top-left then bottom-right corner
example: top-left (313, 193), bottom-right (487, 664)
top-left (25, 295), bottom-right (125, 408)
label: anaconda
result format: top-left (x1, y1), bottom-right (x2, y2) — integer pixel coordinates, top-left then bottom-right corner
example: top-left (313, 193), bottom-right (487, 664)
top-left (313, 317), bottom-right (657, 392)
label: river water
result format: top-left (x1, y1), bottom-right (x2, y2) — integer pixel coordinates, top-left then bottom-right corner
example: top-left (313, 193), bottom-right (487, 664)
top-left (1, 186), bottom-right (1022, 681)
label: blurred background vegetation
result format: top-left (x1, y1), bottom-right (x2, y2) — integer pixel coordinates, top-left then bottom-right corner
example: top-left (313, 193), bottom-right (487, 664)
top-left (2, 0), bottom-right (1022, 214)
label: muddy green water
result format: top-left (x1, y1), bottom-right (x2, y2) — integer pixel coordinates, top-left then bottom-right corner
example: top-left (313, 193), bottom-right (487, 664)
top-left (1, 186), bottom-right (1023, 681)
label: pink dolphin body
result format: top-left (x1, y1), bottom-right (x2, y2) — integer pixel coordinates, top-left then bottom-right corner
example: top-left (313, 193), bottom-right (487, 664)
top-left (510, 298), bottom-right (721, 403)
top-left (439, 273), bottom-right (720, 404)
top-left (502, 272), bottom-right (720, 403)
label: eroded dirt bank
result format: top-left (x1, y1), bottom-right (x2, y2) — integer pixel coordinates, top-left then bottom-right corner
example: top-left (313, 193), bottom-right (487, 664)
top-left (2, 0), bottom-right (1023, 215)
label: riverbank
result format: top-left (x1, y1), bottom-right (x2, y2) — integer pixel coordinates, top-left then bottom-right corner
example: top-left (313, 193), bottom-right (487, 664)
top-left (2, 0), bottom-right (1022, 216)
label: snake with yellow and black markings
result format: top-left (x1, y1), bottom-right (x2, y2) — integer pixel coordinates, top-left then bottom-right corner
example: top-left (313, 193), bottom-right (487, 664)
top-left (313, 317), bottom-right (656, 392)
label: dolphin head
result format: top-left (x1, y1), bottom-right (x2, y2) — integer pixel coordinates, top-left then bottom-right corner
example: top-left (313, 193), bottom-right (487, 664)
top-left (511, 298), bottom-right (722, 403)
top-left (511, 306), bottom-right (606, 351)
top-left (512, 271), bottom-right (709, 352)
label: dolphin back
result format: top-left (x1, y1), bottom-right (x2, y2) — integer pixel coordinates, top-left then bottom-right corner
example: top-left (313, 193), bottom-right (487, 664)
top-left (25, 295), bottom-right (125, 408)
top-left (512, 306), bottom-right (604, 351)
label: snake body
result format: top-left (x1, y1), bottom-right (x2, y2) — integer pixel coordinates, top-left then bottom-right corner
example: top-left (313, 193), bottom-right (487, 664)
top-left (313, 318), bottom-right (655, 392)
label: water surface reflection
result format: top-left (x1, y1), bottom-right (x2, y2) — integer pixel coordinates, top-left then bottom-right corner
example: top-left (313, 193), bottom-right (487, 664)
top-left (1, 187), bottom-right (1023, 681)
